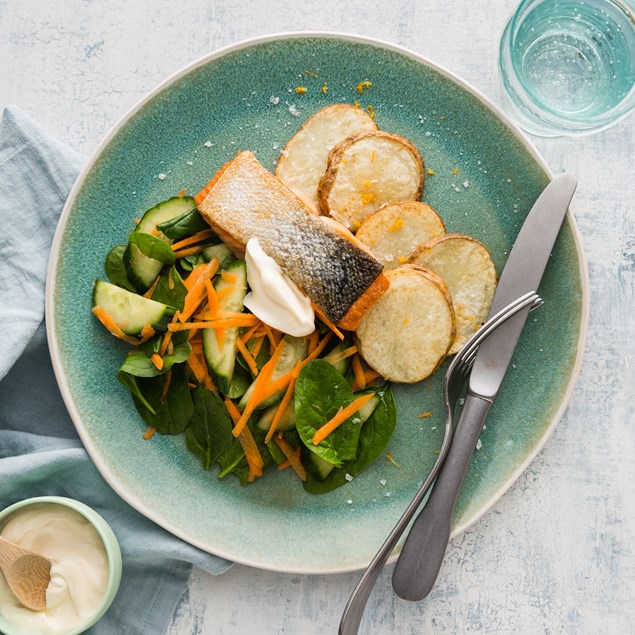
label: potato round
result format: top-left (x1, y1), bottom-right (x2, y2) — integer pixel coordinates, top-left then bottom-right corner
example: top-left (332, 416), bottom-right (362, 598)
top-left (276, 104), bottom-right (377, 206)
top-left (355, 265), bottom-right (455, 383)
top-left (410, 234), bottom-right (497, 354)
top-left (356, 201), bottom-right (445, 269)
top-left (317, 131), bottom-right (425, 231)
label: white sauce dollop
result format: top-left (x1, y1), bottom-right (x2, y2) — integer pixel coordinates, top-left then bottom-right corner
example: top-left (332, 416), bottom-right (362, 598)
top-left (244, 237), bottom-right (315, 337)
top-left (0, 505), bottom-right (109, 635)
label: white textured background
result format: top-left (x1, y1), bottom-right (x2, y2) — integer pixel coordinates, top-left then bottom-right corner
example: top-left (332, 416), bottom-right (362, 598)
top-left (1, 1), bottom-right (634, 633)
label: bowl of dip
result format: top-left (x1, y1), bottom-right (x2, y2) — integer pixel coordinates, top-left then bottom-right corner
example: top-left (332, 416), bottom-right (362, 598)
top-left (0, 497), bottom-right (122, 635)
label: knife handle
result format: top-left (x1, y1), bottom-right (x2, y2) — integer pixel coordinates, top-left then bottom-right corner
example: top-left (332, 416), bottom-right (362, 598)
top-left (391, 392), bottom-right (492, 601)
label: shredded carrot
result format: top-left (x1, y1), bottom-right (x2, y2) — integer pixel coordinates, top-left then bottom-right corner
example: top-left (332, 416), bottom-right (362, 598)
top-left (216, 286), bottom-right (236, 306)
top-left (327, 345), bottom-right (357, 365)
top-left (171, 229), bottom-right (216, 252)
top-left (307, 329), bottom-right (320, 356)
top-left (138, 323), bottom-right (156, 344)
top-left (312, 303), bottom-right (345, 340)
top-left (169, 315), bottom-right (259, 331)
top-left (187, 353), bottom-right (217, 392)
top-left (92, 306), bottom-right (140, 345)
top-left (221, 271), bottom-right (238, 284)
top-left (188, 382), bottom-right (197, 389)
top-left (236, 337), bottom-right (259, 376)
top-left (204, 279), bottom-right (220, 317)
top-left (168, 268), bottom-right (174, 290)
top-left (265, 377), bottom-right (296, 443)
top-left (143, 275), bottom-right (161, 299)
top-left (238, 426), bottom-right (264, 482)
top-left (173, 245), bottom-right (206, 259)
top-left (232, 338), bottom-right (286, 437)
top-left (224, 398), bottom-right (242, 425)
top-left (240, 323), bottom-right (262, 343)
top-left (273, 437), bottom-right (306, 481)
top-left (159, 311), bottom-right (180, 356)
top-left (250, 334), bottom-right (265, 359)
top-left (184, 258), bottom-right (219, 292)
top-left (177, 188), bottom-right (187, 197)
top-left (418, 411), bottom-right (433, 419)
top-left (260, 332), bottom-right (333, 402)
top-left (263, 324), bottom-right (278, 349)
top-left (277, 458), bottom-right (291, 471)
top-left (351, 355), bottom-right (366, 390)
top-left (160, 368), bottom-right (173, 402)
top-left (312, 393), bottom-right (376, 446)
top-left (180, 261), bottom-right (220, 321)
top-left (364, 369), bottom-right (381, 385)
top-left (151, 353), bottom-right (164, 370)
top-left (143, 426), bottom-right (156, 440)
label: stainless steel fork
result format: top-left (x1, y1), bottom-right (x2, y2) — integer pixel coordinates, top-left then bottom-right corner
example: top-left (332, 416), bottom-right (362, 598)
top-left (338, 290), bottom-right (542, 635)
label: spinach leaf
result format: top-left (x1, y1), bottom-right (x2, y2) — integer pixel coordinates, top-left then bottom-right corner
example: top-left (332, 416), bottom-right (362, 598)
top-left (128, 232), bottom-right (175, 265)
top-left (303, 386), bottom-right (397, 494)
top-left (132, 364), bottom-right (194, 435)
top-left (217, 441), bottom-right (249, 484)
top-left (105, 245), bottom-right (136, 292)
top-left (295, 360), bottom-right (362, 467)
top-left (186, 387), bottom-right (233, 469)
top-left (150, 266), bottom-right (187, 310)
top-left (117, 370), bottom-right (156, 415)
top-left (224, 365), bottom-right (252, 399)
top-left (118, 335), bottom-right (192, 377)
top-left (157, 208), bottom-right (208, 240)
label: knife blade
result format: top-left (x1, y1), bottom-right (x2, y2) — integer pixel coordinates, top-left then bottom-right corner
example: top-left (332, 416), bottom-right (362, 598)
top-left (391, 173), bottom-right (577, 602)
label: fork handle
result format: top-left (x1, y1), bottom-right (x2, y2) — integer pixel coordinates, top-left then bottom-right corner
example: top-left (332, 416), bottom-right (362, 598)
top-left (391, 392), bottom-right (492, 601)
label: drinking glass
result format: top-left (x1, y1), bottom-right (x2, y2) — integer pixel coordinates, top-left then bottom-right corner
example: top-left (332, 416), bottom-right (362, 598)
top-left (499, 0), bottom-right (635, 136)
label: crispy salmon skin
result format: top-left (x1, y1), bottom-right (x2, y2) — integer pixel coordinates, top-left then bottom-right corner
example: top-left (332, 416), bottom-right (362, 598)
top-left (196, 151), bottom-right (388, 329)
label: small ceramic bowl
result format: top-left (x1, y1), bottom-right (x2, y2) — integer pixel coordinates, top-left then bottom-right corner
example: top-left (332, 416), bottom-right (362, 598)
top-left (0, 496), bottom-right (122, 635)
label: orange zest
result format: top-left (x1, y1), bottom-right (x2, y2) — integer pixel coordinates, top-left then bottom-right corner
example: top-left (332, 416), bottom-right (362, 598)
top-left (273, 437), bottom-right (306, 481)
top-left (171, 229), bottom-right (216, 252)
top-left (92, 306), bottom-right (140, 345)
top-left (312, 392), bottom-right (376, 446)
top-left (232, 338), bottom-right (286, 438)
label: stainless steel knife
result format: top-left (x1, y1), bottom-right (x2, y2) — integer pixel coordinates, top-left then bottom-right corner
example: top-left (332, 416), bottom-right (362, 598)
top-left (391, 173), bottom-right (578, 602)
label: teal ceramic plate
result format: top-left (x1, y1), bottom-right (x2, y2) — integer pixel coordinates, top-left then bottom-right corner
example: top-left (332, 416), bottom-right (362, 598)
top-left (46, 33), bottom-right (588, 573)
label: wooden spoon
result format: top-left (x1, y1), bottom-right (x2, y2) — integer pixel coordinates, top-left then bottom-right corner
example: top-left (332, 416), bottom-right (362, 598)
top-left (0, 535), bottom-right (51, 611)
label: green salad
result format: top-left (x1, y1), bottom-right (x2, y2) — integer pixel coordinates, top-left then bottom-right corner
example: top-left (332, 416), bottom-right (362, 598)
top-left (91, 194), bottom-right (396, 493)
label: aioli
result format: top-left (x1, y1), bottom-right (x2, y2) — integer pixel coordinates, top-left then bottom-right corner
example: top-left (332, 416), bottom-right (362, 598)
top-left (244, 237), bottom-right (315, 337)
top-left (0, 505), bottom-right (109, 635)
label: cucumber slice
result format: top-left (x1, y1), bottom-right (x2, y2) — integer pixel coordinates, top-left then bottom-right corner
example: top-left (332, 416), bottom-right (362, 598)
top-left (202, 260), bottom-right (247, 394)
top-left (256, 401), bottom-right (296, 433)
top-left (92, 280), bottom-right (175, 335)
top-left (238, 334), bottom-right (309, 410)
top-left (126, 197), bottom-right (197, 290)
top-left (306, 451), bottom-right (336, 480)
top-left (323, 339), bottom-right (354, 375)
top-left (201, 243), bottom-right (232, 267)
top-left (357, 393), bottom-right (380, 422)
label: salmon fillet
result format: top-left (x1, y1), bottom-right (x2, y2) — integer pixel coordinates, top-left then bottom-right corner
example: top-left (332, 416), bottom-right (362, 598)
top-left (195, 151), bottom-right (388, 329)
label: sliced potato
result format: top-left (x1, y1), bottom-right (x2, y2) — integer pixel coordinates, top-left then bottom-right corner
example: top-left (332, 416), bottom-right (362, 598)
top-left (355, 265), bottom-right (455, 383)
top-left (410, 234), bottom-right (497, 354)
top-left (317, 131), bottom-right (425, 231)
top-left (276, 104), bottom-right (377, 206)
top-left (356, 201), bottom-right (445, 269)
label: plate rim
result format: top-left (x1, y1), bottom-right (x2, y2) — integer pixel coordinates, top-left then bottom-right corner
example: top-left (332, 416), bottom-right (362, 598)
top-left (45, 31), bottom-right (590, 574)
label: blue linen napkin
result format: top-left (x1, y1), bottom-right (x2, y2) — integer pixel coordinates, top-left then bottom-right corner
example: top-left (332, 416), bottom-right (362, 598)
top-left (0, 106), bottom-right (233, 634)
